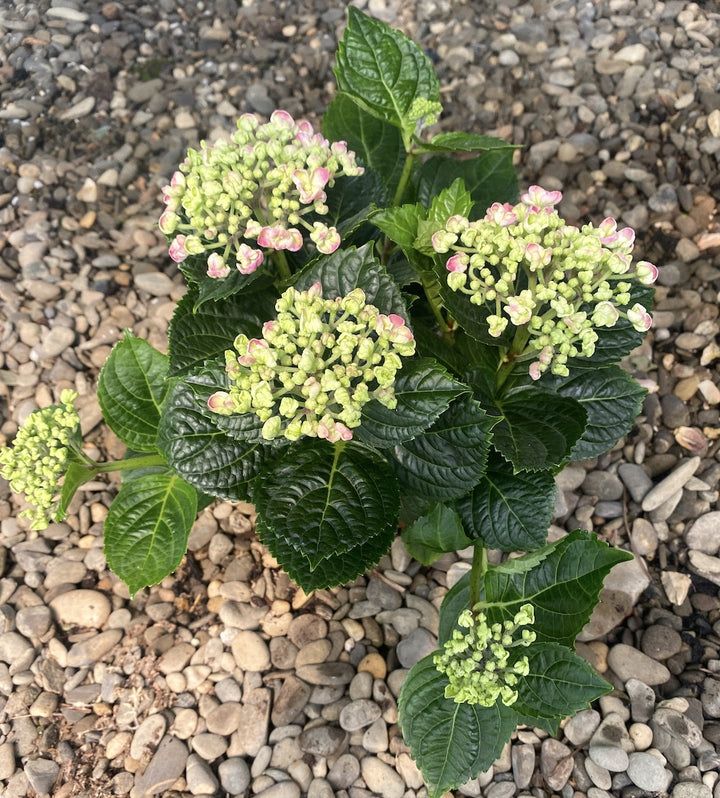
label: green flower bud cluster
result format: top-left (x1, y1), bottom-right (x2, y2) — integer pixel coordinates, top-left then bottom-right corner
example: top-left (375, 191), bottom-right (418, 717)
top-left (435, 185), bottom-right (656, 379)
top-left (207, 283), bottom-right (416, 443)
top-left (0, 390), bottom-right (81, 530)
top-left (160, 110), bottom-right (364, 278)
top-left (434, 602), bottom-right (536, 707)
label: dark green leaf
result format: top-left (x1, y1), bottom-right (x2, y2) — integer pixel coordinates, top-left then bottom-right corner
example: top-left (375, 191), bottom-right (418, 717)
top-left (178, 254), bottom-right (266, 308)
top-left (335, 7), bottom-right (440, 142)
top-left (542, 365), bottom-right (646, 462)
top-left (168, 285), bottom-right (277, 377)
top-left (355, 357), bottom-right (466, 448)
top-left (104, 473), bottom-right (197, 596)
top-left (157, 378), bottom-right (271, 501)
top-left (253, 439), bottom-right (399, 570)
top-left (58, 462), bottom-right (95, 520)
top-left (322, 94), bottom-right (406, 195)
top-left (515, 643), bottom-right (611, 721)
top-left (457, 453), bottom-right (556, 551)
top-left (438, 570), bottom-right (472, 645)
top-left (492, 388), bottom-right (587, 472)
top-left (402, 503), bottom-right (472, 566)
top-left (390, 395), bottom-right (496, 500)
top-left (323, 171), bottom-right (388, 237)
top-left (422, 132), bottom-right (519, 153)
top-left (97, 332), bottom-right (169, 453)
top-left (399, 654), bottom-right (518, 798)
top-left (293, 243), bottom-right (410, 318)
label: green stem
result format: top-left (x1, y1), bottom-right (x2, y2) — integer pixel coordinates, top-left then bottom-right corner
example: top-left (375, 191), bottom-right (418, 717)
top-left (421, 272), bottom-right (451, 336)
top-left (273, 250), bottom-right (292, 282)
top-left (392, 151), bottom-right (416, 208)
top-left (91, 453), bottom-right (166, 474)
top-left (469, 543), bottom-right (488, 609)
top-left (495, 325), bottom-right (531, 392)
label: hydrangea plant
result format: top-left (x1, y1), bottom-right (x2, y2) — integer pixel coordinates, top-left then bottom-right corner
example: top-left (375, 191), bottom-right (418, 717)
top-left (1, 10), bottom-right (654, 796)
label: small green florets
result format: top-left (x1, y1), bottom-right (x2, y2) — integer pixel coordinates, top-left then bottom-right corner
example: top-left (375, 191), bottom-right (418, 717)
top-left (0, 390), bottom-right (81, 530)
top-left (207, 284), bottom-right (416, 443)
top-left (435, 186), bottom-right (656, 380)
top-left (434, 602), bottom-right (536, 707)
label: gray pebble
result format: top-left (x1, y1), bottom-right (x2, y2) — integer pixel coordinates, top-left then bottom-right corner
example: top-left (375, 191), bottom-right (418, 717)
top-left (0, 741), bottom-right (16, 781)
top-left (686, 512), bottom-right (720, 554)
top-left (218, 757), bottom-right (251, 794)
top-left (339, 699), bottom-right (381, 731)
top-left (327, 752), bottom-right (361, 789)
top-left (134, 735), bottom-right (188, 796)
top-left (186, 753), bottom-right (219, 794)
top-left (511, 743), bottom-right (535, 789)
top-left (395, 627), bottom-right (437, 668)
top-left (641, 625), bottom-right (683, 660)
top-left (24, 758), bottom-right (59, 794)
top-left (627, 752), bottom-right (673, 792)
top-left (607, 644), bottom-right (671, 686)
top-left (672, 783), bottom-right (713, 798)
top-left (588, 744), bottom-right (629, 772)
top-left (564, 709), bottom-right (601, 746)
top-left (618, 464), bottom-right (653, 502)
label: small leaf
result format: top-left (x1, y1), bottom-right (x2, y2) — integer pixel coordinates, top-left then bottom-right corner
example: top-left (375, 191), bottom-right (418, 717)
top-left (178, 254), bottom-right (265, 308)
top-left (492, 388), bottom-right (587, 472)
top-left (253, 439), bottom-right (400, 570)
top-left (423, 132), bottom-right (519, 153)
top-left (390, 395), bottom-right (497, 501)
top-left (402, 503), bottom-right (472, 566)
top-left (97, 332), bottom-right (169, 453)
top-left (515, 642), bottom-right (611, 721)
top-left (399, 654), bottom-right (518, 798)
top-left (373, 204), bottom-right (425, 251)
top-left (458, 453), bottom-right (556, 551)
top-left (57, 462), bottom-right (95, 520)
top-left (335, 7), bottom-right (440, 143)
top-left (104, 473), bottom-right (197, 596)
top-left (542, 365), bottom-right (647, 461)
top-left (355, 357), bottom-right (467, 448)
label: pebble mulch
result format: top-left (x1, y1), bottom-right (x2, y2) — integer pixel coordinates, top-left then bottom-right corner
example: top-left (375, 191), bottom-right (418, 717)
top-left (1, 0), bottom-right (719, 797)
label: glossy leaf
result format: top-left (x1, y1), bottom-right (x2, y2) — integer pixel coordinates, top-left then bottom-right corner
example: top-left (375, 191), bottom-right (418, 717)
top-left (373, 204), bottom-right (424, 251)
top-left (178, 254), bottom-right (265, 308)
top-left (423, 132), bottom-right (519, 153)
top-left (402, 503), bottom-right (472, 566)
top-left (97, 333), bottom-right (169, 453)
top-left (104, 473), bottom-right (197, 596)
top-left (58, 462), bottom-right (95, 520)
top-left (399, 654), bottom-right (518, 798)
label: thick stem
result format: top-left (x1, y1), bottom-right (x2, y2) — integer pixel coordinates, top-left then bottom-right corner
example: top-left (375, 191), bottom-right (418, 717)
top-left (91, 453), bottom-right (166, 474)
top-left (495, 325), bottom-right (531, 392)
top-left (421, 273), bottom-right (452, 336)
top-left (469, 543), bottom-right (488, 609)
top-left (273, 250), bottom-right (292, 282)
top-left (392, 151), bottom-right (416, 208)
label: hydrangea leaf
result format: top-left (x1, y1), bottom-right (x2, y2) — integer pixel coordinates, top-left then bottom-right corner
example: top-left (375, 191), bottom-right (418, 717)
top-left (390, 395), bottom-right (497, 500)
top-left (402, 503), bottom-right (472, 566)
top-left (97, 332), bottom-right (169, 453)
top-left (399, 654), bottom-right (518, 798)
top-left (422, 132), bottom-right (520, 153)
top-left (457, 453), bottom-right (556, 551)
top-left (168, 285), bottom-right (277, 377)
top-left (253, 439), bottom-right (399, 571)
top-left (322, 171), bottom-right (388, 239)
top-left (542, 365), bottom-right (647, 461)
top-left (104, 473), bottom-right (197, 596)
top-left (57, 462), bottom-right (95, 521)
top-left (492, 388), bottom-right (587, 472)
top-left (178, 253), bottom-right (265, 308)
top-left (373, 204), bottom-right (425, 252)
top-left (157, 378), bottom-right (272, 501)
top-left (335, 7), bottom-right (441, 144)
top-left (354, 357), bottom-right (467, 448)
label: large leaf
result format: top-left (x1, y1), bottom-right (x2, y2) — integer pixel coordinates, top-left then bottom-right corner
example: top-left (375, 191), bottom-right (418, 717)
top-left (390, 395), bottom-right (497, 501)
top-left (355, 357), bottom-right (466, 448)
top-left (542, 365), bottom-right (647, 462)
top-left (399, 654), bottom-right (518, 798)
top-left (492, 388), bottom-right (587, 472)
top-left (293, 243), bottom-right (409, 319)
top-left (457, 453), bottom-right (556, 551)
top-left (402, 503), bottom-right (472, 566)
top-left (335, 7), bottom-right (440, 144)
top-left (97, 333), bottom-right (169, 453)
top-left (157, 378), bottom-right (271, 501)
top-left (256, 515), bottom-right (394, 592)
top-left (178, 254), bottom-right (266, 308)
top-left (167, 285), bottom-right (277, 377)
top-left (323, 171), bottom-right (387, 240)
top-left (514, 642), bottom-right (611, 723)
top-left (253, 439), bottom-right (399, 570)
top-left (322, 93), bottom-right (406, 196)
top-left (485, 529), bottom-right (633, 646)
top-left (417, 151), bottom-right (518, 220)
top-left (104, 473), bottom-right (197, 596)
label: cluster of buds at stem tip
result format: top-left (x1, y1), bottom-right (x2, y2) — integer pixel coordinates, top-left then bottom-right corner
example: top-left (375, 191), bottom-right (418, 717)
top-left (0, 390), bottom-right (81, 530)
top-left (433, 185), bottom-right (656, 379)
top-left (434, 603), bottom-right (536, 707)
top-left (207, 283), bottom-right (416, 443)
top-left (159, 110), bottom-right (364, 279)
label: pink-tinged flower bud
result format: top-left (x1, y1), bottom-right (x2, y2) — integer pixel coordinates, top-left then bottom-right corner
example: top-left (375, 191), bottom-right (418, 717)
top-left (504, 291), bottom-right (535, 326)
top-left (485, 202), bottom-right (518, 226)
top-left (307, 282), bottom-right (323, 299)
top-left (598, 217), bottom-right (617, 240)
top-left (170, 170), bottom-right (185, 190)
top-left (271, 109), bottom-right (295, 127)
top-left (335, 422), bottom-right (353, 441)
top-left (524, 242), bottom-right (552, 271)
top-left (244, 219), bottom-right (262, 239)
top-left (538, 345), bottom-right (553, 365)
top-left (208, 391), bottom-right (235, 415)
top-left (431, 229), bottom-right (458, 253)
top-left (521, 185), bottom-right (563, 207)
top-left (487, 315), bottom-right (509, 337)
top-left (158, 209), bottom-right (179, 234)
top-left (168, 235), bottom-right (188, 263)
top-left (257, 225), bottom-right (303, 252)
top-left (592, 301), bottom-right (619, 327)
top-left (310, 222), bottom-right (341, 254)
top-left (617, 227), bottom-right (635, 248)
top-left (331, 140), bottom-right (348, 155)
top-left (529, 361), bottom-right (542, 381)
top-left (446, 253), bottom-right (469, 273)
top-left (236, 243), bottom-right (264, 274)
top-left (292, 167), bottom-right (331, 204)
top-left (562, 311), bottom-right (587, 334)
top-left (635, 260), bottom-right (658, 285)
top-left (627, 303), bottom-right (652, 332)
top-left (207, 252), bottom-right (231, 278)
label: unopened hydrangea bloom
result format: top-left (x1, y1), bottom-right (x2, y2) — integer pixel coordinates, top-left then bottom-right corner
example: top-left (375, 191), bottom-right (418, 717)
top-left (434, 186), bottom-right (657, 379)
top-left (0, 390), bottom-right (81, 530)
top-left (434, 603), bottom-right (536, 707)
top-left (207, 283), bottom-right (415, 442)
top-left (159, 111), bottom-right (364, 279)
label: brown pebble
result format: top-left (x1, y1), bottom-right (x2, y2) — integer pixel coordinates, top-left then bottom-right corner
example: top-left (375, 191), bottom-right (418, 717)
top-left (358, 653), bottom-right (387, 680)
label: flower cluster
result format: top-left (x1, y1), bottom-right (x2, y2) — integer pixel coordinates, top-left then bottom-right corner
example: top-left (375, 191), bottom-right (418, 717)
top-left (0, 390), bottom-right (81, 530)
top-left (207, 283), bottom-right (416, 442)
top-left (434, 603), bottom-right (536, 707)
top-left (433, 186), bottom-right (656, 379)
top-left (160, 110), bottom-right (364, 279)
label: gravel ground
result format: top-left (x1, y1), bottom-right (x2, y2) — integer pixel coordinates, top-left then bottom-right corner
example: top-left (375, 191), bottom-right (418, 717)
top-left (1, 1), bottom-right (720, 797)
